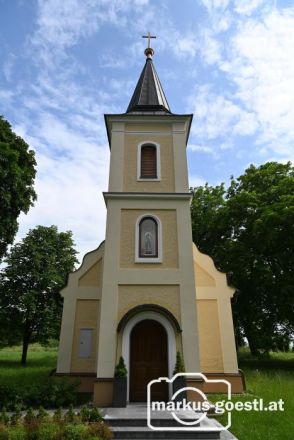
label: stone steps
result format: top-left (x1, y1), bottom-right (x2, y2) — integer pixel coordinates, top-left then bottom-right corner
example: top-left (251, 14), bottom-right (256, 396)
top-left (111, 426), bottom-right (219, 439)
top-left (101, 404), bottom-right (238, 440)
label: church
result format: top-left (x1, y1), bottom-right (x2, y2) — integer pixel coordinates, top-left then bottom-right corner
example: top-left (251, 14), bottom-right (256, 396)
top-left (56, 39), bottom-right (244, 406)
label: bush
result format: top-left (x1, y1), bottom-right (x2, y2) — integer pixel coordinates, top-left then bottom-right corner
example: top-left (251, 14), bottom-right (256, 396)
top-left (7, 427), bottom-right (26, 440)
top-left (0, 378), bottom-right (80, 411)
top-left (52, 407), bottom-right (63, 424)
top-left (114, 357), bottom-right (127, 378)
top-left (173, 351), bottom-right (185, 374)
top-left (24, 408), bottom-right (36, 425)
top-left (79, 406), bottom-right (91, 423)
top-left (36, 406), bottom-right (49, 421)
top-left (24, 419), bottom-right (40, 440)
top-left (0, 424), bottom-right (8, 440)
top-left (87, 422), bottom-right (113, 440)
top-left (64, 424), bottom-right (87, 440)
top-left (0, 408), bottom-right (9, 426)
top-left (64, 405), bottom-right (78, 424)
top-left (10, 406), bottom-right (22, 426)
top-left (88, 408), bottom-right (102, 423)
top-left (38, 422), bottom-right (61, 440)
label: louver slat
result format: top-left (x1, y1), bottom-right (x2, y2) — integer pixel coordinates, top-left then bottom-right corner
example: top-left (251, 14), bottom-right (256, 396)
top-left (141, 146), bottom-right (157, 178)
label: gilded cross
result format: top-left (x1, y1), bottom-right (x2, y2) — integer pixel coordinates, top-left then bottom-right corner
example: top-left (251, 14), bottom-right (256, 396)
top-left (142, 32), bottom-right (156, 48)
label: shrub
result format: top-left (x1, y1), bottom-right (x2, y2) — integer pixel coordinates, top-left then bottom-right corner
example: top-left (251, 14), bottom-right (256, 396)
top-left (173, 351), bottom-right (185, 374)
top-left (64, 405), bottom-right (77, 424)
top-left (36, 406), bottom-right (49, 421)
top-left (38, 422), bottom-right (60, 440)
top-left (7, 426), bottom-right (26, 440)
top-left (88, 408), bottom-right (102, 423)
top-left (64, 424), bottom-right (87, 440)
top-left (52, 407), bottom-right (63, 424)
top-left (0, 378), bottom-right (80, 411)
top-left (0, 424), bottom-right (8, 440)
top-left (79, 406), bottom-right (91, 423)
top-left (23, 419), bottom-right (40, 440)
top-left (0, 408), bottom-right (9, 426)
top-left (24, 408), bottom-right (36, 425)
top-left (10, 406), bottom-right (22, 426)
top-left (114, 357), bottom-right (127, 378)
top-left (87, 422), bottom-right (113, 440)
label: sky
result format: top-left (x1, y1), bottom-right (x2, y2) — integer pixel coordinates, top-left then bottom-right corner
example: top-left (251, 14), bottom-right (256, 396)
top-left (1, 0), bottom-right (294, 261)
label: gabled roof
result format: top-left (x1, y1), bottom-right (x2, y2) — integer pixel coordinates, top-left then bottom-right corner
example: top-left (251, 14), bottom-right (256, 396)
top-left (126, 57), bottom-right (171, 114)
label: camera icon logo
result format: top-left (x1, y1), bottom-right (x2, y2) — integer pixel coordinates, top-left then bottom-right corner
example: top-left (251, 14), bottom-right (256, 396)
top-left (147, 372), bottom-right (231, 432)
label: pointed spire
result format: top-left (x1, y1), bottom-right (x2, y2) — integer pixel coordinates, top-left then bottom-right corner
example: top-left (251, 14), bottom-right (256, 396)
top-left (126, 35), bottom-right (171, 114)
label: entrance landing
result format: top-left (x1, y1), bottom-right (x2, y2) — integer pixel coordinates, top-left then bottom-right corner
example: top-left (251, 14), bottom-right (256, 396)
top-left (101, 403), bottom-right (238, 439)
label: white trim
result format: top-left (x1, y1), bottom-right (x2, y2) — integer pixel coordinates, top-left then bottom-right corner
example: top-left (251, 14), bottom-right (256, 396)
top-left (121, 311), bottom-right (177, 401)
top-left (137, 141), bottom-right (161, 181)
top-left (135, 214), bottom-right (162, 263)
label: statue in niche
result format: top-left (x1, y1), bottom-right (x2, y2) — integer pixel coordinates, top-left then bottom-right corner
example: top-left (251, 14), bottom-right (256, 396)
top-left (144, 231), bottom-right (153, 254)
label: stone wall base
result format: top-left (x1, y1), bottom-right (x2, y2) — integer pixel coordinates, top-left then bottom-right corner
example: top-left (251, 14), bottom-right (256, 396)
top-left (53, 373), bottom-right (96, 393)
top-left (54, 371), bottom-right (245, 406)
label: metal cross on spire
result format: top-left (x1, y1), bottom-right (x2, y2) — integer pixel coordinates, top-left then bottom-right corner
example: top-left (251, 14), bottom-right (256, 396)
top-left (142, 32), bottom-right (156, 49)
top-left (142, 32), bottom-right (156, 58)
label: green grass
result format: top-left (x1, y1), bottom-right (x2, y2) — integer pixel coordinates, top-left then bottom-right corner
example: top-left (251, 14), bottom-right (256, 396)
top-left (0, 345), bottom-right (293, 439)
top-left (0, 343), bottom-right (86, 409)
top-left (211, 349), bottom-right (294, 440)
top-left (0, 343), bottom-right (57, 389)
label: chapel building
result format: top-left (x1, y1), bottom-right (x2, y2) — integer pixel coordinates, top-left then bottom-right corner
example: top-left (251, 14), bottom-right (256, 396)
top-left (56, 44), bottom-right (244, 406)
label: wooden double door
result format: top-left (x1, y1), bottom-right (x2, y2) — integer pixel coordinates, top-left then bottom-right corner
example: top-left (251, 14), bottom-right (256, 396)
top-left (130, 319), bottom-right (168, 402)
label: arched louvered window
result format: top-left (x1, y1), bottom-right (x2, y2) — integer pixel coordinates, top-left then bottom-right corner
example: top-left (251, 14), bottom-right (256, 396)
top-left (139, 216), bottom-right (158, 258)
top-left (140, 145), bottom-right (157, 179)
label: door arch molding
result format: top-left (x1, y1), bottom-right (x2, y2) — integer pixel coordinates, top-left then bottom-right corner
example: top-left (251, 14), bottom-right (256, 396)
top-left (121, 311), bottom-right (177, 401)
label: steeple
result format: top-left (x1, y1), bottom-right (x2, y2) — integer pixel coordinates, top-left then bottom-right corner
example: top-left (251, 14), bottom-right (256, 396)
top-left (126, 34), bottom-right (171, 114)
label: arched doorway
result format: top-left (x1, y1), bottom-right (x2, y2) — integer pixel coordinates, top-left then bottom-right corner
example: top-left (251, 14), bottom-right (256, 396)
top-left (130, 319), bottom-right (168, 402)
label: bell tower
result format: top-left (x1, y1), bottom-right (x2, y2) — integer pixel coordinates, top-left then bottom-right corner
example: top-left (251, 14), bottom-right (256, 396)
top-left (56, 36), bottom-right (243, 405)
top-left (94, 39), bottom-right (200, 401)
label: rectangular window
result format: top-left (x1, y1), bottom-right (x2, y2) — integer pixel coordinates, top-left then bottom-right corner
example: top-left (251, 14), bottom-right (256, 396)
top-left (79, 328), bottom-right (92, 358)
top-left (141, 145), bottom-right (157, 178)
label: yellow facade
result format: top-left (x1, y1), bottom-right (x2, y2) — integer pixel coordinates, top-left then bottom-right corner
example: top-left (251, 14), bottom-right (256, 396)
top-left (123, 133), bottom-right (175, 192)
top-left (118, 285), bottom-right (180, 323)
top-left (56, 105), bottom-right (243, 402)
top-left (120, 209), bottom-right (178, 268)
top-left (70, 299), bottom-right (100, 373)
top-left (197, 299), bottom-right (224, 372)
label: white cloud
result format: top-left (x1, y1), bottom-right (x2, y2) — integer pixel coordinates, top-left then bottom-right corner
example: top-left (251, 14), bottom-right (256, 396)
top-left (200, 0), bottom-right (230, 13)
top-left (233, 0), bottom-right (268, 16)
top-left (189, 175), bottom-right (206, 187)
top-left (200, 30), bottom-right (222, 64)
top-left (189, 85), bottom-right (258, 139)
top-left (188, 144), bottom-right (214, 153)
top-left (14, 114), bottom-right (109, 261)
top-left (222, 7), bottom-right (294, 159)
top-left (175, 37), bottom-right (198, 58)
top-left (189, 4), bottom-right (294, 162)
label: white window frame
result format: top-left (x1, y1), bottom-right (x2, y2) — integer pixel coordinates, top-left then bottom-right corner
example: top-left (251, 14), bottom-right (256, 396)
top-left (137, 141), bottom-right (161, 181)
top-left (135, 214), bottom-right (162, 263)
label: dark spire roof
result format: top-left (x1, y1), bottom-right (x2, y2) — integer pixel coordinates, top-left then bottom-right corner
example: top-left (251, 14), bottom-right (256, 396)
top-left (126, 51), bottom-right (171, 114)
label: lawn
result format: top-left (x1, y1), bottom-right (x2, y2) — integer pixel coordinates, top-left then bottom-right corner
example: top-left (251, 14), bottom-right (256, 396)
top-left (213, 349), bottom-right (294, 440)
top-left (0, 345), bottom-right (293, 439)
top-left (0, 343), bottom-right (57, 389)
top-left (0, 343), bottom-right (87, 410)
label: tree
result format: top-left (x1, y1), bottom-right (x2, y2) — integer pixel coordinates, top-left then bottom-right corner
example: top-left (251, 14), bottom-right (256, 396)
top-left (191, 162), bottom-right (294, 354)
top-left (0, 116), bottom-right (37, 261)
top-left (0, 225), bottom-right (78, 365)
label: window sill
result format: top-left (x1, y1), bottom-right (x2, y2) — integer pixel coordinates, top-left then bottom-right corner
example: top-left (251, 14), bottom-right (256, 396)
top-left (137, 178), bottom-right (161, 182)
top-left (135, 258), bottom-right (162, 263)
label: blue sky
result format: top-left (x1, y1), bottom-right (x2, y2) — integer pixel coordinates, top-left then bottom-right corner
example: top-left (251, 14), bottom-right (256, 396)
top-left (1, 0), bottom-right (294, 260)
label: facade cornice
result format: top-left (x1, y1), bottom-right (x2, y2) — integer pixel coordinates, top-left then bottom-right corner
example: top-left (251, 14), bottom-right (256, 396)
top-left (104, 113), bottom-right (193, 148)
top-left (103, 191), bottom-right (192, 204)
